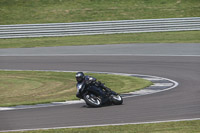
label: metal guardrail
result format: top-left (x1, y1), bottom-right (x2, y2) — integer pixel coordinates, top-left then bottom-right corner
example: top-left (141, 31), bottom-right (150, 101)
top-left (0, 17), bottom-right (200, 38)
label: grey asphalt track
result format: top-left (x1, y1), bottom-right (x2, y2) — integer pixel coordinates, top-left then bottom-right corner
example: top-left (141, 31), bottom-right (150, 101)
top-left (0, 44), bottom-right (200, 131)
top-left (0, 43), bottom-right (200, 56)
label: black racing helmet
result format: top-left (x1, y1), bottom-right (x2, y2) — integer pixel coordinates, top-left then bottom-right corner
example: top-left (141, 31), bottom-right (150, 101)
top-left (76, 72), bottom-right (85, 83)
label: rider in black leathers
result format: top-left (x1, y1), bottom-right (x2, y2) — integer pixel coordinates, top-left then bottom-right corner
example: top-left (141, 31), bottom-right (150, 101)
top-left (75, 72), bottom-right (116, 102)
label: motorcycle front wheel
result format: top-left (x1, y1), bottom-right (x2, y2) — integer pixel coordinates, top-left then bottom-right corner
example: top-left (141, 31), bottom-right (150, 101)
top-left (83, 93), bottom-right (102, 107)
top-left (111, 94), bottom-right (123, 105)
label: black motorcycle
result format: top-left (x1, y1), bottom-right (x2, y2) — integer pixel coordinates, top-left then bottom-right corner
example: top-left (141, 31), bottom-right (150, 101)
top-left (76, 81), bottom-right (123, 107)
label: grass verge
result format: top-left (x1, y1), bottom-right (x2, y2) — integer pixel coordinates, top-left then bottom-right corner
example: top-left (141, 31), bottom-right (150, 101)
top-left (0, 31), bottom-right (200, 49)
top-left (5, 120), bottom-right (200, 133)
top-left (0, 0), bottom-right (200, 25)
top-left (0, 70), bottom-right (152, 107)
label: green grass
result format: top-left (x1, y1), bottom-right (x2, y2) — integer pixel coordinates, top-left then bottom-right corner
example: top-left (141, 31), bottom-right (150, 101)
top-left (0, 31), bottom-right (200, 48)
top-left (0, 0), bottom-right (199, 25)
top-left (0, 70), bottom-right (152, 107)
top-left (5, 120), bottom-right (200, 133)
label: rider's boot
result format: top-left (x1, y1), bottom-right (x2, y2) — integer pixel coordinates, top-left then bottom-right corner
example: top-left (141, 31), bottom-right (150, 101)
top-left (100, 84), bottom-right (118, 95)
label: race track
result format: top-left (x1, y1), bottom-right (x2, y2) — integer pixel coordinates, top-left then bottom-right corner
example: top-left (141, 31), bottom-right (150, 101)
top-left (0, 44), bottom-right (200, 131)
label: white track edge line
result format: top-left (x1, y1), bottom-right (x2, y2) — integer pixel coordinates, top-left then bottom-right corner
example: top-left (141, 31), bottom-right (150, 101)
top-left (0, 54), bottom-right (200, 57)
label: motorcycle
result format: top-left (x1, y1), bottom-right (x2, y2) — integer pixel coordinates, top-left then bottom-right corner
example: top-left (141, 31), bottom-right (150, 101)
top-left (76, 81), bottom-right (123, 107)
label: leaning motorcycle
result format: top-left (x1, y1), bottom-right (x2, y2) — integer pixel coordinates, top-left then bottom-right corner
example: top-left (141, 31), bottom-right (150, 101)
top-left (77, 81), bottom-right (123, 107)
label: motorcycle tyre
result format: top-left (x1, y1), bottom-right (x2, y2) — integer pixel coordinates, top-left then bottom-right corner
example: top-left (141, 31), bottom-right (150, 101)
top-left (83, 94), bottom-right (102, 107)
top-left (111, 95), bottom-right (123, 105)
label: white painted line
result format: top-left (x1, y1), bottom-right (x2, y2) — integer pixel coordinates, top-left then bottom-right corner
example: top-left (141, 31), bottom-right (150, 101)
top-left (0, 100), bottom-right (85, 111)
top-left (142, 78), bottom-right (164, 81)
top-left (0, 107), bottom-right (14, 111)
top-left (0, 118), bottom-right (200, 132)
top-left (152, 83), bottom-right (173, 87)
top-left (52, 100), bottom-right (84, 104)
top-left (128, 89), bottom-right (159, 95)
top-left (1, 54), bottom-right (200, 57)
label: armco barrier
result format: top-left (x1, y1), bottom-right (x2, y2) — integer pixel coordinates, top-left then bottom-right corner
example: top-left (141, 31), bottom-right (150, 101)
top-left (0, 17), bottom-right (200, 38)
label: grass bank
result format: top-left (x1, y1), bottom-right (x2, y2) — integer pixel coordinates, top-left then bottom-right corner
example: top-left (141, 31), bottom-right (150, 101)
top-left (0, 31), bottom-right (200, 48)
top-left (0, 70), bottom-right (152, 107)
top-left (0, 0), bottom-right (199, 25)
top-left (6, 120), bottom-right (200, 133)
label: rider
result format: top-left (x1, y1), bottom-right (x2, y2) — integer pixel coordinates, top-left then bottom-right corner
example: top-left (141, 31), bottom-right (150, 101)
top-left (75, 72), bottom-right (116, 100)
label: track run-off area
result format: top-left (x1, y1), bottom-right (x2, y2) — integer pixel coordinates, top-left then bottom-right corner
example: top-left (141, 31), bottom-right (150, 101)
top-left (0, 43), bottom-right (200, 132)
